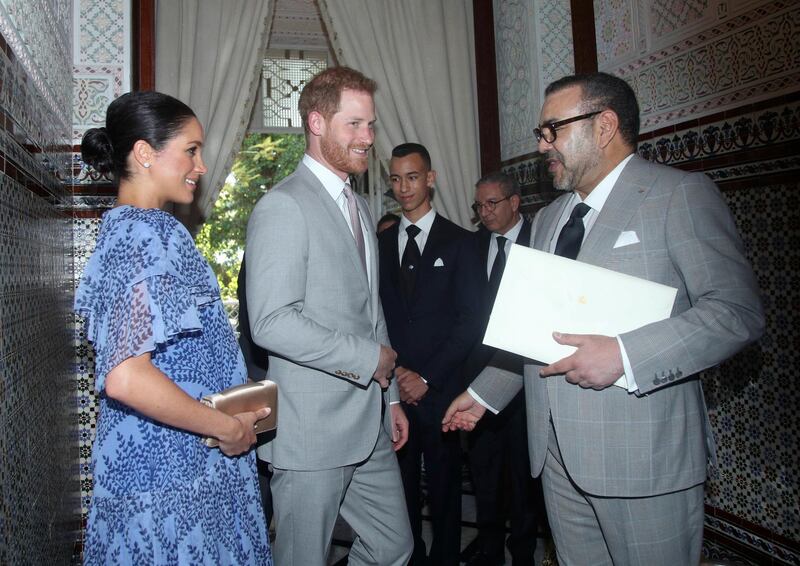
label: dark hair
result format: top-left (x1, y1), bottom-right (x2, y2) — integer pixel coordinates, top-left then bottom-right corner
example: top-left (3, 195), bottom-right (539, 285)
top-left (391, 142), bottom-right (432, 170)
top-left (476, 171), bottom-right (520, 198)
top-left (81, 91), bottom-right (197, 180)
top-left (377, 212), bottom-right (400, 226)
top-left (545, 72), bottom-right (640, 147)
top-left (298, 66), bottom-right (377, 135)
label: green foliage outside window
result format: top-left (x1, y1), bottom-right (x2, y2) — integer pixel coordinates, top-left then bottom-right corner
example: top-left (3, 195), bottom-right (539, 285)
top-left (196, 133), bottom-right (305, 299)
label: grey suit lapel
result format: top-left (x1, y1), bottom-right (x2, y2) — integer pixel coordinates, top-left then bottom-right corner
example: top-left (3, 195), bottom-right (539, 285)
top-left (579, 156), bottom-right (651, 265)
top-left (296, 164), bottom-right (371, 295)
top-left (533, 193), bottom-right (572, 252)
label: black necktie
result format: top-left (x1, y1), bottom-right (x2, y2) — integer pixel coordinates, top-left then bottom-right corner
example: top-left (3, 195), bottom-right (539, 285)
top-left (401, 224), bottom-right (422, 297)
top-left (554, 202), bottom-right (591, 259)
top-left (489, 235), bottom-right (507, 294)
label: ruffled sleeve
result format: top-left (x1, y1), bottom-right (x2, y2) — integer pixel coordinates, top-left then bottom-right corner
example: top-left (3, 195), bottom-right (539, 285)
top-left (75, 209), bottom-right (217, 392)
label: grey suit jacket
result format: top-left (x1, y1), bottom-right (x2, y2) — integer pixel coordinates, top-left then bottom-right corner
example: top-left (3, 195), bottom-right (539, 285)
top-left (245, 162), bottom-right (398, 471)
top-left (472, 155), bottom-right (764, 497)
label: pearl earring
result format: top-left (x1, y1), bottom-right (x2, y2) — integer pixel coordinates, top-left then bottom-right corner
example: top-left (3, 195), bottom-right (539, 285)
top-left (143, 162), bottom-right (151, 169)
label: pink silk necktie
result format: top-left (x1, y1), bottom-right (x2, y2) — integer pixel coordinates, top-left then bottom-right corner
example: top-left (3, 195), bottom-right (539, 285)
top-left (343, 183), bottom-right (367, 272)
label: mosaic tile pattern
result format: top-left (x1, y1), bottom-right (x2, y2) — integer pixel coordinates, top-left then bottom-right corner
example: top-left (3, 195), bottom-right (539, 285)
top-left (0, 1), bottom-right (77, 561)
top-left (72, 217), bottom-right (102, 521)
top-left (77, 0), bottom-right (126, 65)
top-left (0, 172), bottom-right (76, 564)
top-left (593, 0), bottom-right (633, 66)
top-left (636, 102), bottom-right (800, 561)
top-left (651, 0), bottom-right (708, 37)
top-left (495, 0), bottom-right (574, 162)
top-left (495, 0), bottom-right (537, 161)
top-left (607, 0), bottom-right (800, 132)
top-left (0, 0), bottom-right (72, 130)
top-left (0, 37), bottom-right (71, 191)
top-left (535, 0), bottom-right (574, 92)
top-left (704, 183), bottom-right (800, 544)
top-left (71, 0), bottom-right (129, 144)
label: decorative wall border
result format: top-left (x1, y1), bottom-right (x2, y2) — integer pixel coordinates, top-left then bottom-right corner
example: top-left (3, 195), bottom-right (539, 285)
top-left (609, 0), bottom-right (800, 133)
top-left (637, 100), bottom-right (800, 171)
top-left (705, 511), bottom-right (800, 565)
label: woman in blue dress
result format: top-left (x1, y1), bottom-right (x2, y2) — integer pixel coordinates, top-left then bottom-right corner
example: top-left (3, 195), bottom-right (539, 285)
top-left (76, 91), bottom-right (273, 565)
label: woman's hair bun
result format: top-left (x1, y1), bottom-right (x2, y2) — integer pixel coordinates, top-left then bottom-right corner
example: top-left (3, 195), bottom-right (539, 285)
top-left (81, 127), bottom-right (115, 176)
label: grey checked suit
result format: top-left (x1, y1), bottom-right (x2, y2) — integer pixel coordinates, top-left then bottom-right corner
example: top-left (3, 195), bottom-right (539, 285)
top-left (470, 156), bottom-right (763, 562)
top-left (245, 162), bottom-right (411, 565)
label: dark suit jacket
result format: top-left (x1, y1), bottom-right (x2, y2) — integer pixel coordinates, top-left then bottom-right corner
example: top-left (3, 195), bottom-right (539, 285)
top-left (462, 219), bottom-right (532, 386)
top-left (378, 213), bottom-right (486, 407)
top-left (237, 257), bottom-right (268, 380)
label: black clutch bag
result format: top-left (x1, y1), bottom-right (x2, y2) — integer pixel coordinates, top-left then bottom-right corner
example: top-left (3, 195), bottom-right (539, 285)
top-left (200, 380), bottom-right (278, 448)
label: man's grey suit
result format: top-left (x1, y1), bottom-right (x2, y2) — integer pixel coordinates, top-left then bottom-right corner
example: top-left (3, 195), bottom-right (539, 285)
top-left (471, 156), bottom-right (763, 559)
top-left (245, 162), bottom-right (411, 565)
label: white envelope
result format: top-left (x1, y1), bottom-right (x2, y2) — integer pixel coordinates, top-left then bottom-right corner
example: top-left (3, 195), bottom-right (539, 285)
top-left (484, 244), bottom-right (677, 386)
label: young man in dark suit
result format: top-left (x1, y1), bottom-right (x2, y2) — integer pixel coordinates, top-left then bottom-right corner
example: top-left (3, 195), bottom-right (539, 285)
top-left (378, 143), bottom-right (485, 566)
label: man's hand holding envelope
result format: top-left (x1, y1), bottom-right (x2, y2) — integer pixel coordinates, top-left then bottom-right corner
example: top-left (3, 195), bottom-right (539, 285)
top-left (483, 244), bottom-right (677, 391)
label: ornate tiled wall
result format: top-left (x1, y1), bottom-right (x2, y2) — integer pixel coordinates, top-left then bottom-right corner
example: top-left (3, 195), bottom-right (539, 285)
top-left (70, 0), bottom-right (130, 553)
top-left (639, 101), bottom-right (800, 563)
top-left (596, 0), bottom-right (800, 133)
top-left (0, 0), bottom-right (77, 563)
top-left (72, 0), bottom-right (130, 145)
top-left (495, 0), bottom-right (574, 162)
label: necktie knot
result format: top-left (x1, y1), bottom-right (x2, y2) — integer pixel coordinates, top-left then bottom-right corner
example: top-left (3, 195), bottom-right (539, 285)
top-left (554, 201), bottom-right (591, 260)
top-left (571, 202), bottom-right (591, 220)
top-left (495, 235), bottom-right (507, 249)
top-left (406, 224), bottom-right (421, 239)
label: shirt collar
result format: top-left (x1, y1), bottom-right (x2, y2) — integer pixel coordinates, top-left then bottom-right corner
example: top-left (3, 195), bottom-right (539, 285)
top-left (303, 154), bottom-right (349, 201)
top-left (582, 153), bottom-right (635, 211)
top-left (400, 208), bottom-right (436, 235)
top-left (495, 215), bottom-right (523, 242)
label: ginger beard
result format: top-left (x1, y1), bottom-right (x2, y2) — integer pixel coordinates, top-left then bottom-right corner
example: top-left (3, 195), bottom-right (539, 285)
top-left (320, 131), bottom-right (370, 176)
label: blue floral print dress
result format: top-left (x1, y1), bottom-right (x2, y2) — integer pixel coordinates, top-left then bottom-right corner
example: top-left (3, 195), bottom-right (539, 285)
top-left (75, 206), bottom-right (272, 565)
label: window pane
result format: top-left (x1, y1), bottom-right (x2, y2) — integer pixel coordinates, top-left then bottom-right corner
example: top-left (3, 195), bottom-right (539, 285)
top-left (252, 49), bottom-right (328, 133)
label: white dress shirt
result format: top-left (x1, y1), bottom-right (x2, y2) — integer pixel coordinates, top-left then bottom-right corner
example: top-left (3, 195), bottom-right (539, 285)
top-left (303, 154), bottom-right (373, 286)
top-left (546, 154), bottom-right (638, 392)
top-left (469, 154), bottom-right (639, 413)
top-left (486, 216), bottom-right (524, 278)
top-left (397, 208), bottom-right (437, 262)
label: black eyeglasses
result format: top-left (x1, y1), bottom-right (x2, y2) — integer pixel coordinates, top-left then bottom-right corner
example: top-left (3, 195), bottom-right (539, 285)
top-left (471, 196), bottom-right (510, 214)
top-left (533, 111), bottom-right (602, 143)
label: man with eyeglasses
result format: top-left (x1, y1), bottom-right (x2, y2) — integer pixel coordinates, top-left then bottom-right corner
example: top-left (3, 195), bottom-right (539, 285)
top-left (377, 142), bottom-right (485, 566)
top-left (459, 172), bottom-right (541, 566)
top-left (444, 72), bottom-right (763, 565)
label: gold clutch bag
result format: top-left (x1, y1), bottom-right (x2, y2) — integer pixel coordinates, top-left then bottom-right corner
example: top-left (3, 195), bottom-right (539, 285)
top-left (200, 380), bottom-right (278, 448)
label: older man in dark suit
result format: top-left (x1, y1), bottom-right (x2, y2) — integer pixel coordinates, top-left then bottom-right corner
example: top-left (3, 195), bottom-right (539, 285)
top-left (378, 142), bottom-right (485, 566)
top-left (461, 171), bottom-right (540, 566)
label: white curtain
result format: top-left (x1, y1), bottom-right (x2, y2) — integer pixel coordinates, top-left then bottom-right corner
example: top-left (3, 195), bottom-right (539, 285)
top-left (155, 0), bottom-right (272, 224)
top-left (318, 0), bottom-right (481, 229)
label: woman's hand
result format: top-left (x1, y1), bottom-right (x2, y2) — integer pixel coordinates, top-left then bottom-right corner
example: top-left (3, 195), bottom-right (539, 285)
top-left (217, 407), bottom-right (271, 456)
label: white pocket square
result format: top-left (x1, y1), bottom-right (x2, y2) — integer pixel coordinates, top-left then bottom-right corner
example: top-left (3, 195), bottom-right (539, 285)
top-left (613, 231), bottom-right (640, 248)
top-left (433, 258), bottom-right (445, 267)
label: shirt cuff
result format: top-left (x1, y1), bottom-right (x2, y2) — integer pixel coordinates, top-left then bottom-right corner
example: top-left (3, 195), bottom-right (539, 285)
top-left (616, 336), bottom-right (639, 393)
top-left (467, 386), bottom-right (499, 415)
top-left (389, 400), bottom-right (400, 405)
